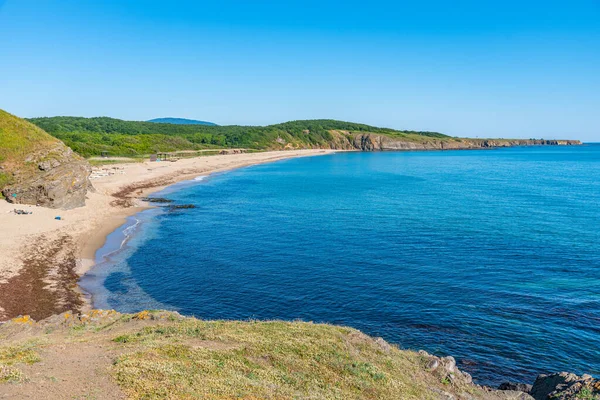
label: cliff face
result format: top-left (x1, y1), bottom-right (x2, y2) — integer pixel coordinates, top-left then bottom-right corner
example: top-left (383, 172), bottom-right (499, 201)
top-left (348, 134), bottom-right (582, 151)
top-left (0, 110), bottom-right (91, 209)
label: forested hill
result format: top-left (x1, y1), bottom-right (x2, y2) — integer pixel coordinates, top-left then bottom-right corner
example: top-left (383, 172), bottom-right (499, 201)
top-left (27, 116), bottom-right (580, 158)
top-left (27, 116), bottom-right (449, 157)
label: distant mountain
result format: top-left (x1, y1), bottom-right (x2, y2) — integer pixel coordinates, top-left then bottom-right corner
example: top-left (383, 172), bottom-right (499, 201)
top-left (147, 117), bottom-right (217, 126)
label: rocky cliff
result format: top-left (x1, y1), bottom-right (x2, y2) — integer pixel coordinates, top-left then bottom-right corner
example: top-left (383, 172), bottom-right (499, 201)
top-left (346, 133), bottom-right (582, 152)
top-left (0, 110), bottom-right (91, 209)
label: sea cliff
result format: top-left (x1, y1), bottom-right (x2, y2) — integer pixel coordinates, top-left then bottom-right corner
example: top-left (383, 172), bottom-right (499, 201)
top-left (342, 132), bottom-right (582, 151)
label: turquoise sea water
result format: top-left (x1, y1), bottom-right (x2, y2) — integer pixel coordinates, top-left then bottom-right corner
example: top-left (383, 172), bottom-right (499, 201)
top-left (80, 145), bottom-right (600, 385)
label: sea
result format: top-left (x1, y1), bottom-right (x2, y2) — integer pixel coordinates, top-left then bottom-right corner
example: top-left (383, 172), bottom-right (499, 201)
top-left (79, 144), bottom-right (600, 386)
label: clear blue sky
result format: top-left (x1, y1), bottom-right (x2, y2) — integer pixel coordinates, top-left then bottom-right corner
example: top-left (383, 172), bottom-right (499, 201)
top-left (1, 0), bottom-right (598, 140)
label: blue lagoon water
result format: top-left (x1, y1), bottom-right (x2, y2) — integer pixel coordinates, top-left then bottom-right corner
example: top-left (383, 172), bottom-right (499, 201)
top-left (80, 145), bottom-right (600, 385)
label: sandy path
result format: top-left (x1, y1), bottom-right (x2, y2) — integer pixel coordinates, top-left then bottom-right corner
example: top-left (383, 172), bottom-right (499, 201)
top-left (0, 149), bottom-right (335, 321)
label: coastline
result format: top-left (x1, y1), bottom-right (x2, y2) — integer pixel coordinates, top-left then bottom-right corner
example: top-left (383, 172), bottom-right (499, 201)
top-left (0, 149), bottom-right (336, 321)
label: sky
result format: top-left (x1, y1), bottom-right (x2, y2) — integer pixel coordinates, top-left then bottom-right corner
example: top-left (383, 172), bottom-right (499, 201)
top-left (0, 0), bottom-right (599, 140)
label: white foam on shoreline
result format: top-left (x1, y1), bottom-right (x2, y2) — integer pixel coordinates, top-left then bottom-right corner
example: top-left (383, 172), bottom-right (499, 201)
top-left (119, 217), bottom-right (141, 250)
top-left (89, 217), bottom-right (140, 270)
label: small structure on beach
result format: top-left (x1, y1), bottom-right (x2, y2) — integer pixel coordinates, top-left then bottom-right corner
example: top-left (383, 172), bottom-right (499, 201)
top-left (157, 152), bottom-right (171, 161)
top-left (149, 153), bottom-right (172, 161)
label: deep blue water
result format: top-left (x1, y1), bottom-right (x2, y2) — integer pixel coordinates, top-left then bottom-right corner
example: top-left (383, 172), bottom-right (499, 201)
top-left (80, 145), bottom-right (600, 386)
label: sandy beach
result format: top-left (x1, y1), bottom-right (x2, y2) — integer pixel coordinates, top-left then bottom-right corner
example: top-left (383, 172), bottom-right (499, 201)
top-left (0, 149), bottom-right (334, 321)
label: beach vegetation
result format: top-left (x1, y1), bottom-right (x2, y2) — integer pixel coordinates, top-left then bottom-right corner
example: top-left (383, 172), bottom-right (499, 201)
top-left (0, 341), bottom-right (41, 383)
top-left (0, 342), bottom-right (41, 365)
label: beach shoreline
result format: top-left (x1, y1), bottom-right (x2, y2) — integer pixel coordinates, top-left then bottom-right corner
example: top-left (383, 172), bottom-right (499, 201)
top-left (0, 149), bottom-right (336, 321)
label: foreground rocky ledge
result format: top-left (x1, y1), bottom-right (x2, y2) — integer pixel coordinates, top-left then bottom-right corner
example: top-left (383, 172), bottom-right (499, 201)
top-left (0, 311), bottom-right (595, 399)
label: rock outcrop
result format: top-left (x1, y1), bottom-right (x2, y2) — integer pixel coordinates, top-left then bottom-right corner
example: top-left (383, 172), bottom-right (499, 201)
top-left (496, 373), bottom-right (600, 400)
top-left (529, 372), bottom-right (600, 400)
top-left (2, 143), bottom-right (92, 209)
top-left (0, 110), bottom-right (91, 209)
top-left (349, 133), bottom-right (582, 152)
top-left (417, 350), bottom-right (535, 400)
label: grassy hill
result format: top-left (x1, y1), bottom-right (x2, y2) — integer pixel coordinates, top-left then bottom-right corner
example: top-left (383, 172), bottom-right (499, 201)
top-left (28, 116), bottom-right (449, 157)
top-left (0, 110), bottom-right (92, 208)
top-left (0, 110), bottom-right (63, 190)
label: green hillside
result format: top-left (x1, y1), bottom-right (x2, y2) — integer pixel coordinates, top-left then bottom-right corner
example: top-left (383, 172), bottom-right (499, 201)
top-left (0, 110), bottom-right (62, 189)
top-left (28, 116), bottom-right (448, 157)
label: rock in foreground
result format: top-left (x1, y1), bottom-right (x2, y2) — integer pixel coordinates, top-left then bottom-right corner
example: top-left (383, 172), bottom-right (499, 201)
top-left (529, 372), bottom-right (600, 400)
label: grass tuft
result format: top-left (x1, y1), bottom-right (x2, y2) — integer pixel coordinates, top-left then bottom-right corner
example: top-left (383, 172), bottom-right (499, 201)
top-left (0, 343), bottom-right (41, 365)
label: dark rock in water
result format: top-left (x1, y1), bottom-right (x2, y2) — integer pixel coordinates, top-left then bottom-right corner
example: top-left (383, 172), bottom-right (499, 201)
top-left (530, 372), bottom-right (599, 400)
top-left (141, 197), bottom-right (174, 203)
top-left (168, 204), bottom-right (196, 211)
top-left (498, 382), bottom-right (532, 393)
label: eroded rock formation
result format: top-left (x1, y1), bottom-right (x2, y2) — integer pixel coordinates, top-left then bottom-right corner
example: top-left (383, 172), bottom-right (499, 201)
top-left (2, 143), bottom-right (92, 209)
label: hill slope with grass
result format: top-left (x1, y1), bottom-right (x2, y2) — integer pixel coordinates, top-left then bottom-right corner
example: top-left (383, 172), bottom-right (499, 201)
top-left (0, 110), bottom-right (91, 208)
top-left (0, 310), bottom-right (568, 399)
top-left (28, 116), bottom-right (580, 158)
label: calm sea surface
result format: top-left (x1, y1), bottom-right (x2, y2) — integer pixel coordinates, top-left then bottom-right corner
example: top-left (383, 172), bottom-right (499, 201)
top-left (81, 145), bottom-right (600, 385)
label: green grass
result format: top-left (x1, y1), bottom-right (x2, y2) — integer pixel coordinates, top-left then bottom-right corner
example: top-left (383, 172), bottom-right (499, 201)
top-left (0, 109), bottom-right (58, 165)
top-left (0, 109), bottom-right (64, 192)
top-left (576, 388), bottom-right (600, 400)
top-left (110, 319), bottom-right (433, 399)
top-left (0, 342), bottom-right (42, 365)
top-left (0, 172), bottom-right (11, 193)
